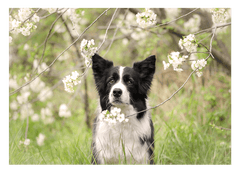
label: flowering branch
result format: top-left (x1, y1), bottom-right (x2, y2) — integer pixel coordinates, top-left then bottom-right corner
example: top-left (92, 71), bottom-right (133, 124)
top-left (154, 8), bottom-right (199, 28)
top-left (126, 54), bottom-right (211, 119)
top-left (9, 8), bottom-right (41, 33)
top-left (9, 8), bottom-right (110, 96)
top-left (97, 8), bottom-right (119, 52)
top-left (194, 22), bottom-right (231, 35)
top-left (32, 8), bottom-right (69, 76)
top-left (126, 21), bottom-right (219, 119)
top-left (40, 8), bottom-right (59, 19)
top-left (103, 8), bottom-right (129, 57)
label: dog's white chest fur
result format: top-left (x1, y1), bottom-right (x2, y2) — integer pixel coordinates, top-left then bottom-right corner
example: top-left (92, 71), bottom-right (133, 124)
top-left (94, 105), bottom-right (151, 164)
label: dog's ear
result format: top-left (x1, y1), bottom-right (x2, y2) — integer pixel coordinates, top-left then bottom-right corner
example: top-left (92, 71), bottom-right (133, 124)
top-left (92, 54), bottom-right (113, 91)
top-left (133, 55), bottom-right (156, 93)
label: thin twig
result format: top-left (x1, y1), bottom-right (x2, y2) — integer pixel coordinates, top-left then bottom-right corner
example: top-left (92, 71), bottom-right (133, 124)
top-left (40, 8), bottom-right (59, 19)
top-left (194, 22), bottom-right (231, 35)
top-left (98, 8), bottom-right (118, 52)
top-left (209, 26), bottom-right (217, 54)
top-left (10, 8), bottom-right (41, 32)
top-left (126, 54), bottom-right (211, 118)
top-left (32, 8), bottom-right (69, 76)
top-left (153, 8), bottom-right (199, 28)
top-left (103, 8), bottom-right (129, 57)
top-left (9, 8), bottom-right (110, 96)
top-left (36, 19), bottom-right (67, 50)
top-left (126, 22), bottom-right (218, 118)
top-left (67, 83), bottom-right (81, 107)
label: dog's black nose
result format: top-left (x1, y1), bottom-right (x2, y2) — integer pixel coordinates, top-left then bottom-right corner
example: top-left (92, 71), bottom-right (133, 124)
top-left (113, 88), bottom-right (122, 98)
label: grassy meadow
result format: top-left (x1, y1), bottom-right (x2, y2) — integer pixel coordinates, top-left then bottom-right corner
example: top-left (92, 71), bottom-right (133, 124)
top-left (9, 69), bottom-right (231, 165)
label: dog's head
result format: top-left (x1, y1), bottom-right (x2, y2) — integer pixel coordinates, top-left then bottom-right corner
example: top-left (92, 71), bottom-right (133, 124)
top-left (92, 54), bottom-right (156, 112)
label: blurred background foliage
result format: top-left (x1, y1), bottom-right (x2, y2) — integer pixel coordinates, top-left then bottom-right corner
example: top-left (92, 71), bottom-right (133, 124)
top-left (9, 8), bottom-right (231, 164)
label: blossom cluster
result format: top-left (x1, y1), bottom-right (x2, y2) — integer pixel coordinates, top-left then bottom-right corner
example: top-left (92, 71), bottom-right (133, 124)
top-left (179, 34), bottom-right (198, 53)
top-left (60, 8), bottom-right (86, 37)
top-left (19, 138), bottom-right (30, 146)
top-left (44, 8), bottom-right (57, 14)
top-left (62, 71), bottom-right (81, 93)
top-left (41, 103), bottom-right (54, 124)
top-left (210, 8), bottom-right (229, 25)
top-left (69, 9), bottom-right (85, 27)
top-left (36, 133), bottom-right (45, 146)
top-left (136, 8), bottom-right (157, 28)
top-left (191, 59), bottom-right (207, 77)
top-left (19, 133), bottom-right (46, 147)
top-left (117, 13), bottom-right (149, 45)
top-left (99, 107), bottom-right (129, 125)
top-left (80, 39), bottom-right (98, 67)
top-left (184, 14), bottom-right (201, 33)
top-left (9, 73), bottom-right (53, 122)
top-left (59, 104), bottom-right (71, 117)
top-left (9, 8), bottom-right (40, 42)
top-left (163, 52), bottom-right (188, 72)
top-left (165, 8), bottom-right (181, 20)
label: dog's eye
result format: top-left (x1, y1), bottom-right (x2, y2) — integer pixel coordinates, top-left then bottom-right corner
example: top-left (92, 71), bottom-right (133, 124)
top-left (109, 79), bottom-right (115, 84)
top-left (127, 80), bottom-right (133, 85)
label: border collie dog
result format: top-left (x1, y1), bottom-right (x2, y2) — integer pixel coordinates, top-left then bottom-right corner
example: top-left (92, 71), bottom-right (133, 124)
top-left (91, 54), bottom-right (156, 164)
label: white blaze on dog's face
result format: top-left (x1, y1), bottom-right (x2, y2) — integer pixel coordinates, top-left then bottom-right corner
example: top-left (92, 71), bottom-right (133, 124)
top-left (109, 66), bottom-right (130, 106)
top-left (92, 54), bottom-right (156, 115)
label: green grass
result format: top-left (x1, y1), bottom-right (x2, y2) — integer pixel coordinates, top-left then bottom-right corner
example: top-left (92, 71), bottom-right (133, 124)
top-left (9, 71), bottom-right (231, 165)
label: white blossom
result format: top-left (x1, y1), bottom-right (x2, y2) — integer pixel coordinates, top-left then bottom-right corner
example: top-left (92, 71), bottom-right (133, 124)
top-left (17, 91), bottom-right (30, 104)
top-left (9, 15), bottom-right (13, 30)
top-left (11, 19), bottom-right (21, 29)
top-left (23, 43), bottom-right (29, 50)
top-left (136, 8), bottom-right (157, 28)
top-left (179, 34), bottom-right (198, 53)
top-left (80, 39), bottom-right (98, 67)
top-left (18, 8), bottom-right (32, 22)
top-left (131, 30), bottom-right (148, 41)
top-left (12, 112), bottom-right (18, 120)
top-left (167, 52), bottom-right (184, 72)
top-left (59, 9), bottom-right (85, 37)
top-left (210, 8), bottom-right (229, 25)
top-left (54, 24), bottom-right (66, 34)
top-left (9, 77), bottom-right (18, 89)
top-left (191, 59), bottom-right (207, 71)
top-left (38, 87), bottom-right (53, 102)
top-left (196, 71), bottom-right (203, 77)
top-left (122, 38), bottom-right (129, 45)
top-left (32, 13), bottom-right (40, 23)
top-left (59, 104), bottom-right (71, 117)
top-left (20, 103), bottom-right (34, 120)
top-left (9, 36), bottom-right (12, 43)
top-left (99, 107), bottom-right (129, 125)
top-left (41, 106), bottom-right (54, 124)
top-left (184, 14), bottom-right (201, 33)
top-left (165, 8), bottom-right (181, 20)
top-left (29, 77), bottom-right (46, 93)
top-left (45, 8), bottom-right (57, 14)
top-left (162, 60), bottom-right (170, 70)
top-left (62, 71), bottom-right (81, 93)
top-left (10, 100), bottom-right (18, 110)
top-left (31, 114), bottom-right (39, 122)
top-left (191, 59), bottom-right (207, 77)
top-left (20, 139), bottom-right (30, 146)
top-left (36, 133), bottom-right (45, 146)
